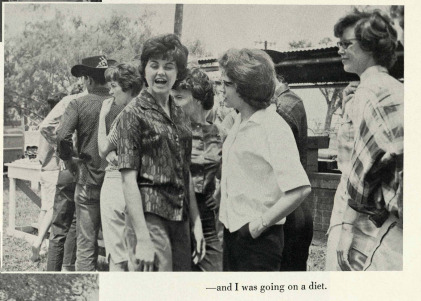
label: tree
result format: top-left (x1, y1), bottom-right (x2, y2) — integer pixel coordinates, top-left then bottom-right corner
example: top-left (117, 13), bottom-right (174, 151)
top-left (4, 7), bottom-right (155, 127)
top-left (288, 37), bottom-right (343, 134)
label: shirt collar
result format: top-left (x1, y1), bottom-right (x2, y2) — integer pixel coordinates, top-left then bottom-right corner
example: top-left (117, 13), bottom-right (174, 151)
top-left (89, 86), bottom-right (110, 96)
top-left (360, 65), bottom-right (389, 83)
top-left (238, 104), bottom-right (276, 126)
top-left (274, 82), bottom-right (290, 98)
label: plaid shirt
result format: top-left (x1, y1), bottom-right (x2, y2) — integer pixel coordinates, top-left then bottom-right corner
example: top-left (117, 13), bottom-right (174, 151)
top-left (346, 66), bottom-right (403, 225)
top-left (116, 90), bottom-right (192, 221)
top-left (57, 87), bottom-right (122, 187)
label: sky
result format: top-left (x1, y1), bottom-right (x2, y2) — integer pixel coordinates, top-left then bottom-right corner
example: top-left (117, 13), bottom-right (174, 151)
top-left (2, 3), bottom-right (390, 130)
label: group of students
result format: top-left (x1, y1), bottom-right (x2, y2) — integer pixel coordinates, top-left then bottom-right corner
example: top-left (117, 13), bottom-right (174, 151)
top-left (33, 7), bottom-right (403, 272)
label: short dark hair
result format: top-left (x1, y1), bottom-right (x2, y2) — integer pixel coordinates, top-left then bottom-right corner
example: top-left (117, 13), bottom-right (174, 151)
top-left (334, 9), bottom-right (398, 69)
top-left (83, 70), bottom-right (106, 85)
top-left (176, 68), bottom-right (214, 110)
top-left (139, 34), bottom-right (189, 88)
top-left (105, 63), bottom-right (143, 97)
top-left (218, 48), bottom-right (276, 109)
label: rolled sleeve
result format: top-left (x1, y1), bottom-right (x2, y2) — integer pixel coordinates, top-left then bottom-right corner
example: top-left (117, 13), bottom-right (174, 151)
top-left (57, 99), bottom-right (79, 161)
top-left (116, 110), bottom-right (141, 171)
top-left (266, 120), bottom-right (310, 193)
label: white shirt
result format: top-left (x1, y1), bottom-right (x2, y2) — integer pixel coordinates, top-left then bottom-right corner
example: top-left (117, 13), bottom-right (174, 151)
top-left (220, 104), bottom-right (310, 232)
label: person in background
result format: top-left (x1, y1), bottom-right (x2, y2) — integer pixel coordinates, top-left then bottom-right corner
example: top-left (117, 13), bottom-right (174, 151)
top-left (172, 67), bottom-right (224, 271)
top-left (31, 92), bottom-right (67, 262)
top-left (218, 48), bottom-right (311, 271)
top-left (272, 74), bottom-right (313, 271)
top-left (57, 55), bottom-right (121, 271)
top-left (40, 85), bottom-right (86, 271)
top-left (97, 63), bottom-right (142, 271)
top-left (334, 9), bottom-right (403, 271)
top-left (115, 34), bottom-right (205, 271)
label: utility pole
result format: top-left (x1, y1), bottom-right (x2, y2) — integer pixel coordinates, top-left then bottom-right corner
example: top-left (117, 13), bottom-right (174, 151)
top-left (174, 4), bottom-right (184, 38)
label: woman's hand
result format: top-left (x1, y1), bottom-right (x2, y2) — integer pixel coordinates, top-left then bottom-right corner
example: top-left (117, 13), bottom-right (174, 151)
top-left (100, 98), bottom-right (114, 118)
top-left (134, 237), bottom-right (156, 272)
top-left (105, 150), bottom-right (118, 166)
top-left (191, 220), bottom-right (206, 265)
top-left (336, 224), bottom-right (355, 271)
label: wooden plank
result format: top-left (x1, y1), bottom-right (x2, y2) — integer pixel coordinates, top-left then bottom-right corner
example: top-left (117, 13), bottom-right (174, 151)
top-left (16, 179), bottom-right (41, 208)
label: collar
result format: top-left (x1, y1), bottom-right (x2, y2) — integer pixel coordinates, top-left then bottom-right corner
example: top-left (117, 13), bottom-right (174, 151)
top-left (138, 89), bottom-right (180, 121)
top-left (274, 82), bottom-right (290, 98)
top-left (237, 104), bottom-right (276, 127)
top-left (360, 65), bottom-right (389, 83)
top-left (89, 86), bottom-right (110, 96)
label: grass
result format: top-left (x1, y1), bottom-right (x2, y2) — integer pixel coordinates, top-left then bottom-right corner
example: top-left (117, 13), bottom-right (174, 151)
top-left (2, 176), bottom-right (326, 272)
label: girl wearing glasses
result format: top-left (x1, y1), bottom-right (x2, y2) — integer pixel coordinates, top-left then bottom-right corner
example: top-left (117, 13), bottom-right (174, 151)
top-left (218, 48), bottom-right (311, 271)
top-left (330, 9), bottom-right (403, 271)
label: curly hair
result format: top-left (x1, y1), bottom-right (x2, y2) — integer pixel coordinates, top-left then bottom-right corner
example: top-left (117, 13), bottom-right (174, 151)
top-left (139, 33), bottom-right (189, 88)
top-left (176, 68), bottom-right (215, 110)
top-left (334, 9), bottom-right (398, 69)
top-left (105, 63), bottom-right (143, 97)
top-left (218, 48), bottom-right (276, 110)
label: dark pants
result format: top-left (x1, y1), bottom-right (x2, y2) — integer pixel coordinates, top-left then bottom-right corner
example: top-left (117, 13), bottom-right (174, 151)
top-left (74, 184), bottom-right (102, 271)
top-left (223, 224), bottom-right (284, 271)
top-left (47, 170), bottom-right (77, 271)
top-left (280, 202), bottom-right (313, 271)
top-left (192, 194), bottom-right (223, 271)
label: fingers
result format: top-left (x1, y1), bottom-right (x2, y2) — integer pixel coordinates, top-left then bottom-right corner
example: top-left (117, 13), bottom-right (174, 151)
top-left (135, 258), bottom-right (155, 272)
top-left (337, 250), bottom-right (352, 271)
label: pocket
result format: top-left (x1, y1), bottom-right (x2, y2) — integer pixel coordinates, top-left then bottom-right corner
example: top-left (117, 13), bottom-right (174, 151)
top-left (237, 223), bottom-right (253, 241)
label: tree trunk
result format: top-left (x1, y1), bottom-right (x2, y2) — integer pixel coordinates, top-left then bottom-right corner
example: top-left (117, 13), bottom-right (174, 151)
top-left (174, 4), bottom-right (183, 38)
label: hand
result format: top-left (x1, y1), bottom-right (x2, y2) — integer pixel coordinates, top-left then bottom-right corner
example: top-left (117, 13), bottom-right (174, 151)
top-left (105, 150), bottom-right (118, 166)
top-left (100, 98), bottom-right (114, 118)
top-left (191, 220), bottom-right (206, 265)
top-left (205, 195), bottom-right (218, 211)
top-left (336, 224), bottom-right (354, 271)
top-left (133, 238), bottom-right (156, 272)
top-left (64, 158), bottom-right (79, 177)
top-left (341, 81), bottom-right (359, 107)
top-left (248, 219), bottom-right (264, 239)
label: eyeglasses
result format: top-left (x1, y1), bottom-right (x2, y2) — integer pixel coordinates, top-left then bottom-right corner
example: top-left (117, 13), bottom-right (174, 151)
top-left (337, 38), bottom-right (359, 50)
top-left (221, 80), bottom-right (235, 87)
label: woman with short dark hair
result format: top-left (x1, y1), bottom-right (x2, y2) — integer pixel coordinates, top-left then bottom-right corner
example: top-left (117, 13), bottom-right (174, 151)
top-left (218, 48), bottom-right (311, 271)
top-left (115, 34), bottom-right (205, 271)
top-left (98, 62), bottom-right (142, 271)
top-left (172, 67), bottom-right (225, 271)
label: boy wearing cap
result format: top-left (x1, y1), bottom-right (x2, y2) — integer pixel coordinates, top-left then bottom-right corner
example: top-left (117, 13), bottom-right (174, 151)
top-left (57, 56), bottom-right (122, 271)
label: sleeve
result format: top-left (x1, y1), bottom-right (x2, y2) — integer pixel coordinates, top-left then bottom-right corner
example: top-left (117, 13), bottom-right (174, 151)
top-left (56, 99), bottom-right (79, 161)
top-left (39, 100), bottom-right (67, 146)
top-left (116, 110), bottom-right (141, 171)
top-left (266, 115), bottom-right (310, 193)
top-left (107, 119), bottom-right (120, 147)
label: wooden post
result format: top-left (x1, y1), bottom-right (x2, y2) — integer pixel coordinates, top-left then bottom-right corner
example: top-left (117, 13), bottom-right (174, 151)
top-left (8, 178), bottom-right (16, 235)
top-left (174, 4), bottom-right (184, 38)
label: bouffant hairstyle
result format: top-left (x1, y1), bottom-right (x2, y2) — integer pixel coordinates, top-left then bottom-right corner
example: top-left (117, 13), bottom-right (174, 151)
top-left (139, 33), bottom-right (189, 88)
top-left (176, 68), bottom-right (215, 110)
top-left (334, 9), bottom-right (398, 69)
top-left (218, 48), bottom-right (276, 110)
top-left (105, 63), bottom-right (143, 97)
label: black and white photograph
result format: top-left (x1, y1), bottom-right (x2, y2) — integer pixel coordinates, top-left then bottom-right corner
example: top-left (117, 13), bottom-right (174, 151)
top-left (0, 273), bottom-right (99, 300)
top-left (1, 0), bottom-right (419, 300)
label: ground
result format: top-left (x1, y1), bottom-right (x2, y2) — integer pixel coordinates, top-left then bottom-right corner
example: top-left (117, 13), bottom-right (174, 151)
top-left (2, 176), bottom-right (326, 272)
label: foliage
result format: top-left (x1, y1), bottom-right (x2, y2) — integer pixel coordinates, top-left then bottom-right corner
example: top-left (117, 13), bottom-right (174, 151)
top-left (0, 274), bottom-right (98, 301)
top-left (288, 37), bottom-right (343, 133)
top-left (4, 6), bottom-right (155, 126)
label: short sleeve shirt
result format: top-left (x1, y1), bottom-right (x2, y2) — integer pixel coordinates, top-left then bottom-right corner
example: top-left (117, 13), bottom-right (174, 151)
top-left (116, 90), bottom-right (192, 221)
top-left (220, 104), bottom-right (310, 232)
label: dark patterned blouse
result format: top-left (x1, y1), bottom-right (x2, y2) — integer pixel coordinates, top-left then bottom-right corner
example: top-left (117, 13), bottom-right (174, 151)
top-left (116, 90), bottom-right (192, 221)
